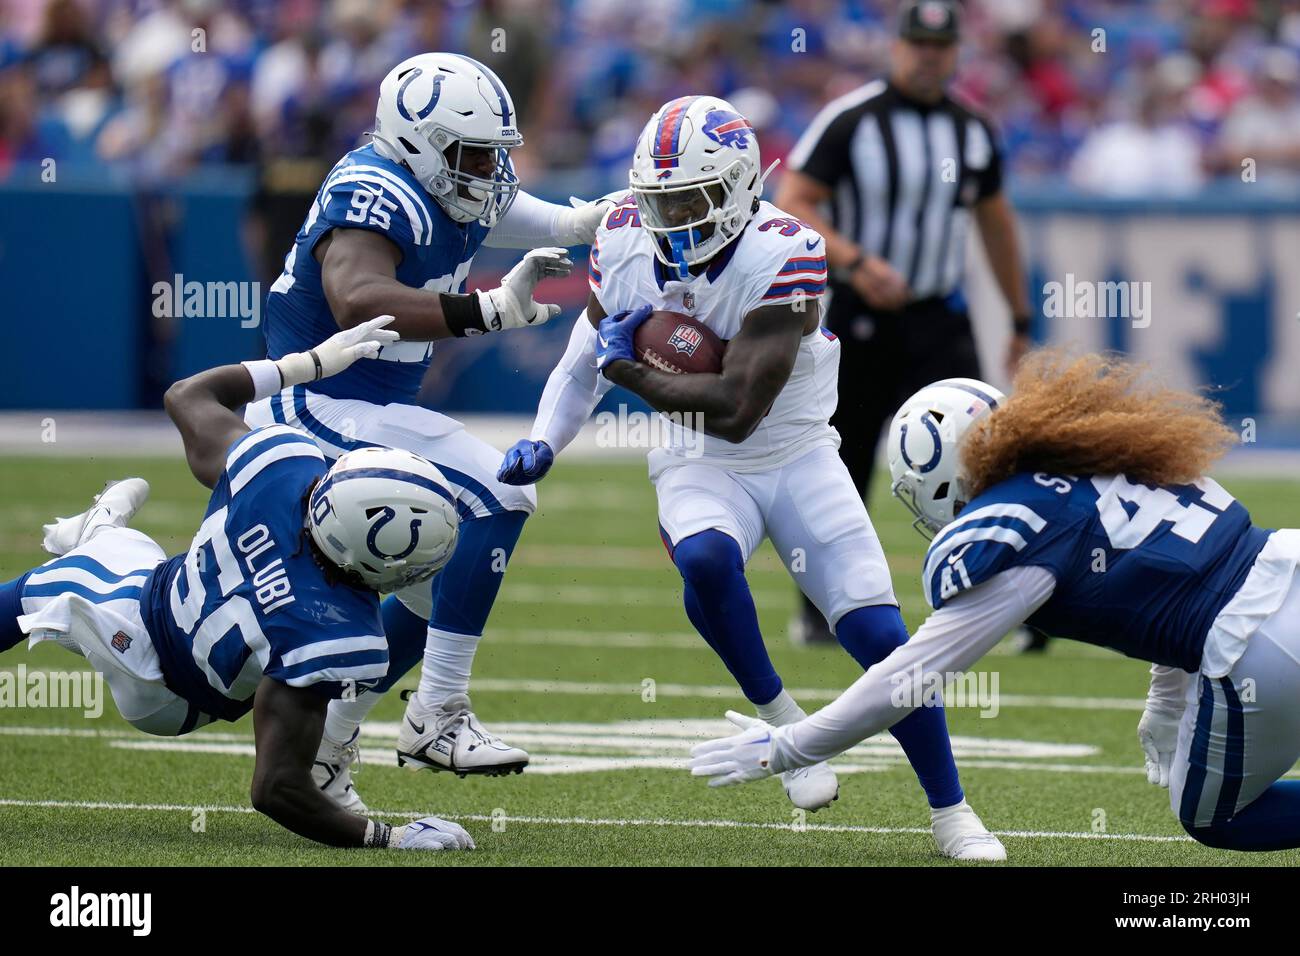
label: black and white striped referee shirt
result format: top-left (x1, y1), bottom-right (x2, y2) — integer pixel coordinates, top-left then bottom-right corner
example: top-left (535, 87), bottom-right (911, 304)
top-left (787, 79), bottom-right (1003, 301)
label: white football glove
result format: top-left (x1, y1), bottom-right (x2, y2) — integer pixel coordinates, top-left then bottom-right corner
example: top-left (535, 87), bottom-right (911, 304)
top-left (477, 247), bottom-right (573, 332)
top-left (392, 816), bottom-right (476, 851)
top-left (274, 315), bottom-right (399, 386)
top-left (688, 711), bottom-right (780, 788)
top-left (1137, 707), bottom-right (1181, 788)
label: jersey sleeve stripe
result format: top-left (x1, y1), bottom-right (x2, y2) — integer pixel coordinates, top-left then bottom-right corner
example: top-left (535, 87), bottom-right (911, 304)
top-left (923, 523), bottom-right (1037, 588)
top-left (229, 442), bottom-right (325, 496)
top-left (278, 634), bottom-right (389, 668)
top-left (344, 164), bottom-right (436, 237)
top-left (224, 425), bottom-right (314, 473)
top-left (778, 256), bottom-right (828, 274)
top-left (763, 278), bottom-right (826, 300)
top-left (324, 167), bottom-right (433, 246)
top-left (930, 502), bottom-right (1047, 554)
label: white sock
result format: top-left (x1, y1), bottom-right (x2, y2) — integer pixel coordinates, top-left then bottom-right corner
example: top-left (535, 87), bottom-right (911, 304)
top-left (416, 627), bottom-right (482, 709)
top-left (756, 690), bottom-right (806, 727)
top-left (322, 691), bottom-right (383, 746)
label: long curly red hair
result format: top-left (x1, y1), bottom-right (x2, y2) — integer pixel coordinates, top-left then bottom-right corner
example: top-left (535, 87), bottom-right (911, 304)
top-left (961, 350), bottom-right (1239, 499)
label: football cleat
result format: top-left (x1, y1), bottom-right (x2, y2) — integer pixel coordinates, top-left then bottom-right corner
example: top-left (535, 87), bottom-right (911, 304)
top-left (781, 761), bottom-right (840, 812)
top-left (395, 691), bottom-right (529, 777)
top-left (42, 478), bottom-right (151, 555)
top-left (930, 801), bottom-right (1007, 862)
top-left (312, 728), bottom-right (368, 815)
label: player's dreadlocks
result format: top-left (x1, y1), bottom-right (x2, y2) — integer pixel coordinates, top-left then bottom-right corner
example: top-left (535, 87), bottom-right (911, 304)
top-left (960, 349), bottom-right (1238, 499)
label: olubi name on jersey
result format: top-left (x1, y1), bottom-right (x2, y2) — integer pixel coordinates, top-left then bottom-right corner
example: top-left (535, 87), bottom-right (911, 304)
top-left (236, 524), bottom-right (295, 614)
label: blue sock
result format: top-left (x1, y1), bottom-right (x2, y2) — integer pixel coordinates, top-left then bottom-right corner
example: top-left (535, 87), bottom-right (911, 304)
top-left (1185, 780), bottom-right (1300, 851)
top-left (672, 529), bottom-right (782, 705)
top-left (429, 510), bottom-right (528, 635)
top-left (373, 596), bottom-right (428, 694)
top-left (0, 572), bottom-right (30, 653)
top-left (835, 604), bottom-right (965, 809)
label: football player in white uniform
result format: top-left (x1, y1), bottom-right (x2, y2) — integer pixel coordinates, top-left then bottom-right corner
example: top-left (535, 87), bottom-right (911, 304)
top-left (497, 95), bottom-right (1003, 860)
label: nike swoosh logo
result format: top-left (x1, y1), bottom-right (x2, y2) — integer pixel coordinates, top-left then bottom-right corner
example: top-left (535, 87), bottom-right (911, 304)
top-left (406, 715), bottom-right (426, 735)
top-left (805, 239), bottom-right (819, 251)
top-left (754, 734), bottom-right (771, 745)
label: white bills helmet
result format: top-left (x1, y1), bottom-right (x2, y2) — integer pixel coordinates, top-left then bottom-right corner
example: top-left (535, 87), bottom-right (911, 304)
top-left (372, 52), bottom-right (522, 227)
top-left (630, 95), bottom-right (775, 278)
top-left (308, 447), bottom-right (460, 591)
top-left (888, 378), bottom-right (1006, 538)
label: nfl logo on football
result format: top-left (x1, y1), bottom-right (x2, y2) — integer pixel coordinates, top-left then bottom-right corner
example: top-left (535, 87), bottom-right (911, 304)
top-left (668, 323), bottom-right (703, 357)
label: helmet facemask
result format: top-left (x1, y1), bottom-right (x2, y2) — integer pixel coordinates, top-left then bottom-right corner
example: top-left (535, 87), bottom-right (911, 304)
top-left (430, 133), bottom-right (521, 226)
top-left (633, 163), bottom-right (749, 279)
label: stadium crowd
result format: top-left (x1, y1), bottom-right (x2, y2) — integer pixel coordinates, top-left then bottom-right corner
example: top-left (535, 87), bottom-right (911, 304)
top-left (2, 0), bottom-right (1300, 192)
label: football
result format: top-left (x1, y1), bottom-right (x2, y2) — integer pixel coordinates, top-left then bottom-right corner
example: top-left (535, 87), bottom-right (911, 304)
top-left (632, 311), bottom-right (726, 375)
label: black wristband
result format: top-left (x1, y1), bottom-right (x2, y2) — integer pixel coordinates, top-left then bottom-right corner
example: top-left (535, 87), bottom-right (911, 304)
top-left (439, 292), bottom-right (487, 337)
top-left (307, 348), bottom-right (324, 381)
top-left (1012, 314), bottom-right (1033, 335)
top-left (364, 819), bottom-right (393, 848)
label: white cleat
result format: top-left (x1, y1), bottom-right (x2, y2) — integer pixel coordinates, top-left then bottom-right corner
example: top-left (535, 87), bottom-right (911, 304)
top-left (931, 801), bottom-right (1007, 861)
top-left (42, 478), bottom-right (150, 555)
top-left (312, 728), bottom-right (368, 814)
top-left (396, 691), bottom-right (529, 778)
top-left (781, 761), bottom-right (840, 812)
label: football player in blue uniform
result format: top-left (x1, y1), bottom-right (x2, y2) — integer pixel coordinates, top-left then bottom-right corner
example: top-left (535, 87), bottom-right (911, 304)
top-left (0, 318), bottom-right (476, 852)
top-left (243, 52), bottom-right (611, 798)
top-left (691, 350), bottom-right (1300, 854)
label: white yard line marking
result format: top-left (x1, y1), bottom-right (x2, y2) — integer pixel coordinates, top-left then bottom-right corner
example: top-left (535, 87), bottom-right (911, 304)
top-left (0, 672), bottom-right (1149, 709)
top-left (498, 582), bottom-right (789, 607)
top-left (0, 797), bottom-right (1194, 843)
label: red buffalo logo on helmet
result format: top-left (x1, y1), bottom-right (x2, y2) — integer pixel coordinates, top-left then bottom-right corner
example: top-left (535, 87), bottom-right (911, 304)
top-left (111, 631), bottom-right (132, 653)
top-left (701, 109), bottom-right (753, 149)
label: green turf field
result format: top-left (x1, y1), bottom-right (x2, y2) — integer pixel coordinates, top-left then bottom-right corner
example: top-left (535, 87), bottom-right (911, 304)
top-left (1, 455), bottom-right (1297, 866)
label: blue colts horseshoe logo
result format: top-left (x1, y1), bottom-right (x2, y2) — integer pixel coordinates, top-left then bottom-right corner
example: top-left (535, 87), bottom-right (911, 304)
top-left (396, 69), bottom-right (444, 122)
top-left (899, 412), bottom-right (943, 474)
top-left (366, 507), bottom-right (422, 560)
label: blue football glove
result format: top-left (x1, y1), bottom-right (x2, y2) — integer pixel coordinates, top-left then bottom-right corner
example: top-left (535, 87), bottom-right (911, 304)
top-left (595, 304), bottom-right (654, 375)
top-left (497, 439), bottom-right (555, 485)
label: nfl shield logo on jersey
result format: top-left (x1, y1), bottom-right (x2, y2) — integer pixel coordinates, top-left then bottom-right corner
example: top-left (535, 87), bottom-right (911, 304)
top-left (668, 323), bottom-right (703, 356)
top-left (683, 291), bottom-right (696, 311)
top-left (111, 631), bottom-right (132, 653)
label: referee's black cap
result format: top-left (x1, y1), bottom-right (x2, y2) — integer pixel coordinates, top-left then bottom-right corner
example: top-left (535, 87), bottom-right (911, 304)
top-left (898, 0), bottom-right (961, 43)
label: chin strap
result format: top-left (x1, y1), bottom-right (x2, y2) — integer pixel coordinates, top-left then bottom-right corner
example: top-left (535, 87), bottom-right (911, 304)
top-left (666, 229), bottom-right (702, 280)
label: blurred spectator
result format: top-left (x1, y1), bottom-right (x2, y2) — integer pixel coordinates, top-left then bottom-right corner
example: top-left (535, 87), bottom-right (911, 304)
top-left (1211, 45), bottom-right (1300, 184)
top-left (0, 0), bottom-right (1298, 194)
top-left (1069, 61), bottom-right (1206, 195)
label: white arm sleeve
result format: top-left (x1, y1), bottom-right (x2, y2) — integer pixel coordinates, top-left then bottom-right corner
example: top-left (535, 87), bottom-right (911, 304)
top-left (530, 312), bottom-right (612, 453)
top-left (485, 190), bottom-right (585, 248)
top-left (769, 565), bottom-right (1058, 772)
top-left (1145, 664), bottom-right (1191, 717)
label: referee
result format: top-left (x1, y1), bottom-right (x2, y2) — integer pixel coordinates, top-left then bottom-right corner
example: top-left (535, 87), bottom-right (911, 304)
top-left (776, 0), bottom-right (1034, 645)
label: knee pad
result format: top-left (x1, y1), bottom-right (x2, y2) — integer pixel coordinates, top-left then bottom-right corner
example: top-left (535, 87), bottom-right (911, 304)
top-left (672, 529), bottom-right (744, 591)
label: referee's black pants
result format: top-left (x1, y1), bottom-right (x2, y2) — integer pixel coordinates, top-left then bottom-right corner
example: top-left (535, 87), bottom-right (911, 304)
top-left (798, 287), bottom-right (982, 634)
top-left (827, 287), bottom-right (982, 508)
